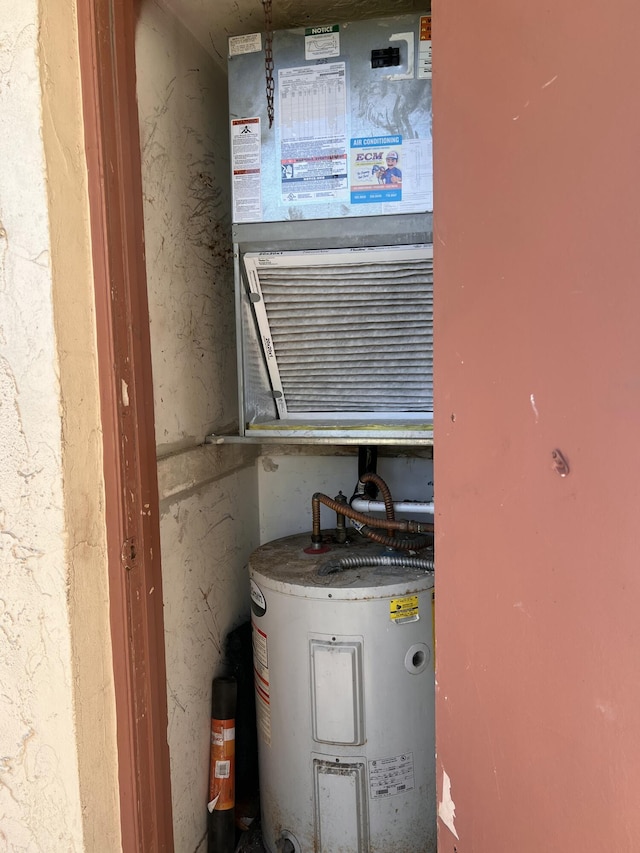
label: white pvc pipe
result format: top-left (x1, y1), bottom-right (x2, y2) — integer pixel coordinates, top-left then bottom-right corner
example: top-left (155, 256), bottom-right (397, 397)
top-left (350, 498), bottom-right (435, 515)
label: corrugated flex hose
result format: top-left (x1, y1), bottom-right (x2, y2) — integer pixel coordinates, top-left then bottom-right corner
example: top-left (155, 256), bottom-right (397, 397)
top-left (319, 554), bottom-right (434, 576)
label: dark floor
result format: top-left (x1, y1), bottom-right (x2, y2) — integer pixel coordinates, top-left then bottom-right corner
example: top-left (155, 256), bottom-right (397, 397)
top-left (235, 820), bottom-right (266, 853)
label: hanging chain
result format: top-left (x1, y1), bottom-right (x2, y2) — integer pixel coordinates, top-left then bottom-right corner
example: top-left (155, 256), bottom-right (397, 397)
top-left (262, 0), bottom-right (275, 128)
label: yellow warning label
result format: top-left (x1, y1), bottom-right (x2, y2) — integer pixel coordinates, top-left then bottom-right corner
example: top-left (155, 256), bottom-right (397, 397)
top-left (390, 595), bottom-right (419, 623)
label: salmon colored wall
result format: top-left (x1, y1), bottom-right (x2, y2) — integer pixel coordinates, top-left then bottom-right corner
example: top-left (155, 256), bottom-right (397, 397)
top-left (433, 2), bottom-right (640, 850)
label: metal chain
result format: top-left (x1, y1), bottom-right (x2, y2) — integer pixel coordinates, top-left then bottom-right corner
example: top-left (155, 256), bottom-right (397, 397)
top-left (262, 0), bottom-right (275, 128)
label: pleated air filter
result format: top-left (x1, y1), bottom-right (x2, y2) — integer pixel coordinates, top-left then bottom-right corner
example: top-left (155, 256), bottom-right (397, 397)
top-left (242, 244), bottom-right (433, 421)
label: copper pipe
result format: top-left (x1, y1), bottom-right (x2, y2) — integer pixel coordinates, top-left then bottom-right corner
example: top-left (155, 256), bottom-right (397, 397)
top-left (358, 472), bottom-right (396, 520)
top-left (358, 471), bottom-right (395, 537)
top-left (352, 528), bottom-right (432, 552)
top-left (311, 492), bottom-right (434, 548)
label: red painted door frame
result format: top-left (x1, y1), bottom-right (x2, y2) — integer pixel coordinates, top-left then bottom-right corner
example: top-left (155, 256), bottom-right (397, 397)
top-left (76, 1), bottom-right (174, 849)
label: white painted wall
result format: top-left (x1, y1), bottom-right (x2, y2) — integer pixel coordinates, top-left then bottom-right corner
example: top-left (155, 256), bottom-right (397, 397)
top-left (257, 451), bottom-right (434, 542)
top-left (0, 1), bottom-right (120, 849)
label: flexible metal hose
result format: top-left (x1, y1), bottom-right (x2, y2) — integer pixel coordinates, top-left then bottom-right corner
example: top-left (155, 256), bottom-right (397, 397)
top-left (358, 471), bottom-right (395, 536)
top-left (358, 472), bottom-right (396, 520)
top-left (319, 553), bottom-right (434, 576)
top-left (311, 492), bottom-right (434, 552)
top-left (358, 526), bottom-right (432, 551)
top-left (339, 555), bottom-right (434, 572)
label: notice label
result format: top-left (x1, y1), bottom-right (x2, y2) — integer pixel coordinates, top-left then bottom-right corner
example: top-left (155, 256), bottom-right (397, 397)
top-left (305, 24), bottom-right (340, 60)
top-left (231, 117), bottom-right (262, 222)
top-left (369, 752), bottom-right (415, 799)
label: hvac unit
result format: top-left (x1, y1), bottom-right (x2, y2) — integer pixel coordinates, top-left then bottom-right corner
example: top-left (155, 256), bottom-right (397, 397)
top-left (227, 13), bottom-right (433, 442)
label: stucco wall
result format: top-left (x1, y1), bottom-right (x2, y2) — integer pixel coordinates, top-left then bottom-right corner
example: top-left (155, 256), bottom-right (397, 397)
top-left (0, 1), bottom-right (119, 850)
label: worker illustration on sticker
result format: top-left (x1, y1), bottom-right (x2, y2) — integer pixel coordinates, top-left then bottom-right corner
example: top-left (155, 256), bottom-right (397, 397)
top-left (374, 150), bottom-right (402, 185)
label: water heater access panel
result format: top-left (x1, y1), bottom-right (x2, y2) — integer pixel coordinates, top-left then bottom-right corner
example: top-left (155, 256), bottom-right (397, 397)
top-left (228, 14), bottom-right (432, 224)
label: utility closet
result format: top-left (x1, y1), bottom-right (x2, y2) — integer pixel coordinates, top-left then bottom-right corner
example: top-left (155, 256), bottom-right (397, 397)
top-left (135, 3), bottom-right (434, 851)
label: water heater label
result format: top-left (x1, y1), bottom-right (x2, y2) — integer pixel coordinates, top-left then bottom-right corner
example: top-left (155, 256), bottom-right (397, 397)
top-left (252, 622), bottom-right (272, 745)
top-left (390, 595), bottom-right (419, 623)
top-left (250, 579), bottom-right (267, 617)
top-left (252, 622), bottom-right (268, 669)
top-left (369, 752), bottom-right (415, 798)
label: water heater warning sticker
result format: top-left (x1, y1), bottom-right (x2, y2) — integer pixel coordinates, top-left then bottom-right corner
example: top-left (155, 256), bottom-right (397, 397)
top-left (252, 621), bottom-right (271, 745)
top-left (369, 752), bottom-right (415, 798)
top-left (390, 595), bottom-right (419, 623)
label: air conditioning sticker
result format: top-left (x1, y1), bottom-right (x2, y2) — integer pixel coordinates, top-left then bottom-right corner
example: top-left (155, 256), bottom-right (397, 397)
top-left (350, 135), bottom-right (433, 213)
top-left (350, 135), bottom-right (403, 204)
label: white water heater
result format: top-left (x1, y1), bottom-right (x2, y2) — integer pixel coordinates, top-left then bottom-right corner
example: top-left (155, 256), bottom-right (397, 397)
top-left (249, 533), bottom-right (436, 852)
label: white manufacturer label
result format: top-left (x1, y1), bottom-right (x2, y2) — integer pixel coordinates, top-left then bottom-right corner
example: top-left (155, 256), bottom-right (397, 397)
top-left (229, 33), bottom-right (262, 56)
top-left (369, 752), bottom-right (415, 798)
top-left (278, 64), bottom-right (348, 205)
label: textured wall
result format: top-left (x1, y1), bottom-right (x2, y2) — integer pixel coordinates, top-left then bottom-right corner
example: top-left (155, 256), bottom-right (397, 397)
top-left (160, 467), bottom-right (259, 853)
top-left (434, 1), bottom-right (640, 850)
top-left (136, 5), bottom-right (261, 851)
top-left (0, 1), bottom-right (93, 849)
top-left (137, 0), bottom-right (238, 454)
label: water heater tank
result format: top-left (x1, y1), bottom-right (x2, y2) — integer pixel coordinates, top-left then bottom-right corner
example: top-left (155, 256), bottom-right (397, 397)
top-left (249, 532), bottom-right (436, 853)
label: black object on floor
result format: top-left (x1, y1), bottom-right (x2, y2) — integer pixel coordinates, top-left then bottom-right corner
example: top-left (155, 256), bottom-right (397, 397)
top-left (224, 621), bottom-right (259, 804)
